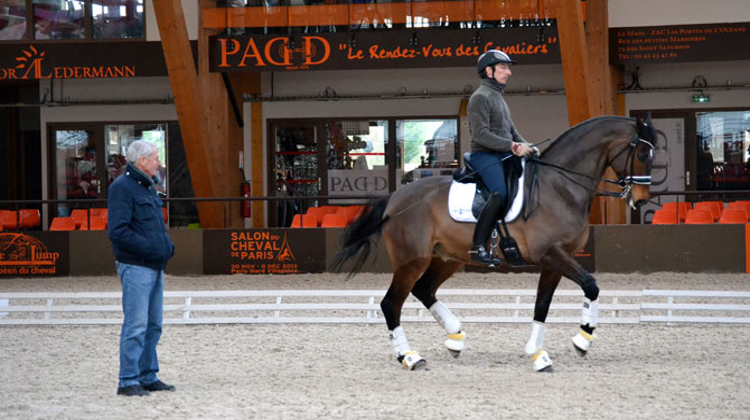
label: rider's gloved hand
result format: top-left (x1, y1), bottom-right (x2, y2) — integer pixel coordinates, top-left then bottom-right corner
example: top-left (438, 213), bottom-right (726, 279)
top-left (511, 142), bottom-right (534, 157)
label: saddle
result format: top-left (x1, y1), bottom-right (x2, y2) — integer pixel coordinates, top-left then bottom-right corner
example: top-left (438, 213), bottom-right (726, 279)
top-left (452, 152), bottom-right (528, 267)
top-left (453, 153), bottom-right (524, 219)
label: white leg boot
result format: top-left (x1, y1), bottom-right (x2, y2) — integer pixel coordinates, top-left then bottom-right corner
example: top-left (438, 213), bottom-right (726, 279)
top-left (429, 301), bottom-right (466, 356)
top-left (525, 321), bottom-right (553, 372)
top-left (572, 298), bottom-right (599, 355)
top-left (389, 326), bottom-right (425, 370)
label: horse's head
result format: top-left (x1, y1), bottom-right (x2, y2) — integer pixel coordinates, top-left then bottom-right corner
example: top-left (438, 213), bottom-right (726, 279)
top-left (609, 114), bottom-right (657, 209)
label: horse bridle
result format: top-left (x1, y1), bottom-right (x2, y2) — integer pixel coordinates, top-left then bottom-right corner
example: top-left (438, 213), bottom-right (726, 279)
top-left (604, 132), bottom-right (656, 200)
top-left (526, 131), bottom-right (655, 203)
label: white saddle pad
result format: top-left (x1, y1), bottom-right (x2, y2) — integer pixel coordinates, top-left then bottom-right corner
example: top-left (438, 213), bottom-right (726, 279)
top-left (448, 161), bottom-right (525, 223)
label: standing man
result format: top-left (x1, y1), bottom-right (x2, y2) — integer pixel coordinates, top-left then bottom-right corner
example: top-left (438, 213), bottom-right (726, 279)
top-left (467, 49), bottom-right (537, 265)
top-left (108, 140), bottom-right (175, 397)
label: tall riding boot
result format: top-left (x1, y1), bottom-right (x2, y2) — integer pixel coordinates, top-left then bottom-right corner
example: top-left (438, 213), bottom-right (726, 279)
top-left (469, 192), bottom-right (504, 266)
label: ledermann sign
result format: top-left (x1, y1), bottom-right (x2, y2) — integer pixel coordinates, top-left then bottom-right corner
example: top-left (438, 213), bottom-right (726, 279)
top-left (203, 229), bottom-right (326, 275)
top-left (0, 41), bottom-right (171, 80)
top-left (209, 27), bottom-right (560, 72)
top-left (0, 232), bottom-right (68, 277)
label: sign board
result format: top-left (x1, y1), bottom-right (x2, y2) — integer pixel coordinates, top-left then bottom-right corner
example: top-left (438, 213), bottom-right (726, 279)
top-left (0, 232), bottom-right (69, 277)
top-left (210, 27), bottom-right (561, 72)
top-left (203, 229), bottom-right (327, 275)
top-left (610, 22), bottom-right (750, 64)
top-left (0, 41), bottom-right (189, 80)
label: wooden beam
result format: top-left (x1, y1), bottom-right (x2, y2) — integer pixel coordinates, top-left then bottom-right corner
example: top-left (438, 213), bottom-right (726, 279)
top-left (198, 0), bottom-right (245, 228)
top-left (153, 0), bottom-right (222, 227)
top-left (554, 0), bottom-right (594, 125)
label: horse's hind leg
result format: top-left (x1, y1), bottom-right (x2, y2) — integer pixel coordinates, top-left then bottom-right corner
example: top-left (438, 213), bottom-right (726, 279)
top-left (381, 256), bottom-right (432, 370)
top-left (410, 258), bottom-right (465, 358)
top-left (524, 268), bottom-right (562, 372)
top-left (540, 245), bottom-right (600, 357)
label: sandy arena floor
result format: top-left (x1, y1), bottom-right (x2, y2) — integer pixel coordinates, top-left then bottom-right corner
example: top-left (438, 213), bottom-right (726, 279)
top-left (1, 272), bottom-right (749, 420)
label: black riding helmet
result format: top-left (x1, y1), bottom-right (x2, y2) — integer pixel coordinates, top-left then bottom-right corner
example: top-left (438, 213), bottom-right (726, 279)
top-left (477, 49), bottom-right (516, 78)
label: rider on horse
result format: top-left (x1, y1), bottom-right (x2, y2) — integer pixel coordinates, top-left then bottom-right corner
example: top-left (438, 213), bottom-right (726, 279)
top-left (467, 49), bottom-right (537, 265)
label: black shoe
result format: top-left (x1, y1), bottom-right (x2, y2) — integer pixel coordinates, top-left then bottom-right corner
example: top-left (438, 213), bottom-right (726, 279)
top-left (117, 385), bottom-right (150, 397)
top-left (142, 380), bottom-right (176, 392)
top-left (469, 246), bottom-right (502, 266)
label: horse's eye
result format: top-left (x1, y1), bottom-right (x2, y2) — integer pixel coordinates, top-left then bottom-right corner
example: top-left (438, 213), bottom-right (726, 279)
top-left (637, 147), bottom-right (652, 162)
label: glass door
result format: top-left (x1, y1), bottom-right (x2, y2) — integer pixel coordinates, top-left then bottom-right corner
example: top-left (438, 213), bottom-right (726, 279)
top-left (271, 123), bottom-right (319, 227)
top-left (51, 126), bottom-right (104, 217)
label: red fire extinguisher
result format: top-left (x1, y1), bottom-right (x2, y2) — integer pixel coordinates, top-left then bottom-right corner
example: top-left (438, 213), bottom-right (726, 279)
top-left (241, 181), bottom-right (252, 218)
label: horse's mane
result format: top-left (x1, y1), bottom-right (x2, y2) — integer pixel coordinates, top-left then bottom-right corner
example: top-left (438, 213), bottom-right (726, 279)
top-left (540, 116), bottom-right (635, 158)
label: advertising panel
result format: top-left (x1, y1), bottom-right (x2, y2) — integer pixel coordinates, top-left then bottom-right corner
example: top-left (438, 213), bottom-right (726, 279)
top-left (0, 232), bottom-right (69, 277)
top-left (203, 229), bottom-right (327, 275)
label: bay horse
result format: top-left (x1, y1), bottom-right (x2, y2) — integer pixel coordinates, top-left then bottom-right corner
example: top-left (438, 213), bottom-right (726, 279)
top-left (332, 115), bottom-right (657, 372)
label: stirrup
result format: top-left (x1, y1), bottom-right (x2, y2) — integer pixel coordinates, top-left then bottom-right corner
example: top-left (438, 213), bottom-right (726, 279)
top-left (469, 246), bottom-right (502, 267)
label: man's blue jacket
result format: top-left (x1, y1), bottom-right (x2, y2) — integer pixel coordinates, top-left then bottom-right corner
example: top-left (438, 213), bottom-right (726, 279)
top-left (108, 163), bottom-right (174, 270)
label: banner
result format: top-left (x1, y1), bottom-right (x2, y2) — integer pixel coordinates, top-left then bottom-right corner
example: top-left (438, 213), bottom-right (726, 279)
top-left (203, 229), bottom-right (327, 274)
top-left (610, 22), bottom-right (750, 64)
top-left (0, 232), bottom-right (68, 277)
top-left (210, 27), bottom-right (560, 72)
top-left (0, 41), bottom-right (187, 80)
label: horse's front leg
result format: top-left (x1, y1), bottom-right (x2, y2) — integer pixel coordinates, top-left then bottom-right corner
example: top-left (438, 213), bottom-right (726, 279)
top-left (525, 268), bottom-right (562, 372)
top-left (540, 245), bottom-right (600, 357)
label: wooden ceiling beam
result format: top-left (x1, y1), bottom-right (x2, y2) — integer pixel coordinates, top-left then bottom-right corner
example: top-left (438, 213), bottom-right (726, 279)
top-left (153, 0), bottom-right (223, 227)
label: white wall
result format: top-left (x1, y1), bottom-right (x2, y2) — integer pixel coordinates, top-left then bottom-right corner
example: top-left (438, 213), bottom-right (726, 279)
top-left (609, 0), bottom-right (750, 27)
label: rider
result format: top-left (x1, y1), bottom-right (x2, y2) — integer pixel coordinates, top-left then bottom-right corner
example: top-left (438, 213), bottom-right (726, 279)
top-left (467, 49), bottom-right (537, 265)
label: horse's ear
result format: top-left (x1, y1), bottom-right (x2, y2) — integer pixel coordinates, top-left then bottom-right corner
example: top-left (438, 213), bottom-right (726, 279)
top-left (636, 112), bottom-right (657, 145)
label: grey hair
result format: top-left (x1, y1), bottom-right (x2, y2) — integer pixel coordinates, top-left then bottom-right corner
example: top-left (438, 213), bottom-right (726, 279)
top-left (126, 140), bottom-right (157, 163)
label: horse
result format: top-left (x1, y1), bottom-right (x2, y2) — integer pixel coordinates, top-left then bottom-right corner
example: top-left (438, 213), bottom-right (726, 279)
top-left (331, 115), bottom-right (657, 372)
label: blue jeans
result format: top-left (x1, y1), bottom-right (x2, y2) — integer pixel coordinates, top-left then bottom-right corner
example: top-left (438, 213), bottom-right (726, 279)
top-left (469, 151), bottom-right (511, 203)
top-left (117, 262), bottom-right (164, 388)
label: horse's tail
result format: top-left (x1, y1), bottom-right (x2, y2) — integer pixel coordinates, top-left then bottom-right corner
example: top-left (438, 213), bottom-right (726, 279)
top-left (330, 196), bottom-right (391, 278)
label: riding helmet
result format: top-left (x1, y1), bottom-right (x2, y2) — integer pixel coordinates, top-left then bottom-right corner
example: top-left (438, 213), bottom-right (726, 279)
top-left (476, 50), bottom-right (516, 78)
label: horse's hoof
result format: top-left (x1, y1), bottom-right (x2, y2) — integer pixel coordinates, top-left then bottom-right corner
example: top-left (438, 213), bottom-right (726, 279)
top-left (531, 349), bottom-right (553, 372)
top-left (538, 365), bottom-right (554, 373)
top-left (571, 330), bottom-right (595, 357)
top-left (573, 344), bottom-right (588, 357)
top-left (400, 351), bottom-right (426, 370)
top-left (447, 349), bottom-right (461, 359)
top-left (444, 332), bottom-right (466, 356)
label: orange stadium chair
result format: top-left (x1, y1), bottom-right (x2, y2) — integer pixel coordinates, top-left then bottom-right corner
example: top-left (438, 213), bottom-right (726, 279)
top-left (89, 217), bottom-right (107, 231)
top-left (727, 202), bottom-right (750, 219)
top-left (694, 201), bottom-right (723, 222)
top-left (0, 210), bottom-right (18, 230)
top-left (90, 208), bottom-right (108, 219)
top-left (651, 209), bottom-right (679, 225)
top-left (305, 206), bottom-right (327, 224)
top-left (684, 209), bottom-right (714, 225)
top-left (50, 217), bottom-right (77, 231)
top-left (320, 213), bottom-right (347, 228)
top-left (19, 209), bottom-right (41, 229)
top-left (162, 208), bottom-right (168, 223)
top-left (719, 209), bottom-right (747, 224)
top-left (660, 202), bottom-right (691, 223)
top-left (70, 209), bottom-right (89, 228)
top-left (319, 205), bottom-right (340, 214)
top-left (290, 213), bottom-right (318, 228)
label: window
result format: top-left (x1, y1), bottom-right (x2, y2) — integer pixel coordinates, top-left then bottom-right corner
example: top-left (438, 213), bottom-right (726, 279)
top-left (696, 111), bottom-right (750, 191)
top-left (396, 118), bottom-right (458, 187)
top-left (0, 0), bottom-right (27, 40)
top-left (93, 0), bottom-right (143, 39)
top-left (105, 123), bottom-right (167, 194)
top-left (33, 0), bottom-right (85, 40)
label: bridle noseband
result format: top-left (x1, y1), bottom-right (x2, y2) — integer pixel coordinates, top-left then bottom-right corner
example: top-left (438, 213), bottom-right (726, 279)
top-left (604, 132), bottom-right (655, 200)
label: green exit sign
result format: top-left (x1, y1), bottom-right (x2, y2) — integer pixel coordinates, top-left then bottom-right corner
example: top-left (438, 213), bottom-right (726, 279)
top-left (692, 94), bottom-right (710, 103)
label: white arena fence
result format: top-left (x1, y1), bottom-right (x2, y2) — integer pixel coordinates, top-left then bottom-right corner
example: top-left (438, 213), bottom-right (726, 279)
top-left (0, 289), bottom-right (749, 326)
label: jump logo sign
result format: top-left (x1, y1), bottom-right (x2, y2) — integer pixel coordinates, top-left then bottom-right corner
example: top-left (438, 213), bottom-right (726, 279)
top-left (0, 233), bottom-right (61, 276)
top-left (0, 45), bottom-right (135, 80)
top-left (229, 231), bottom-right (299, 274)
